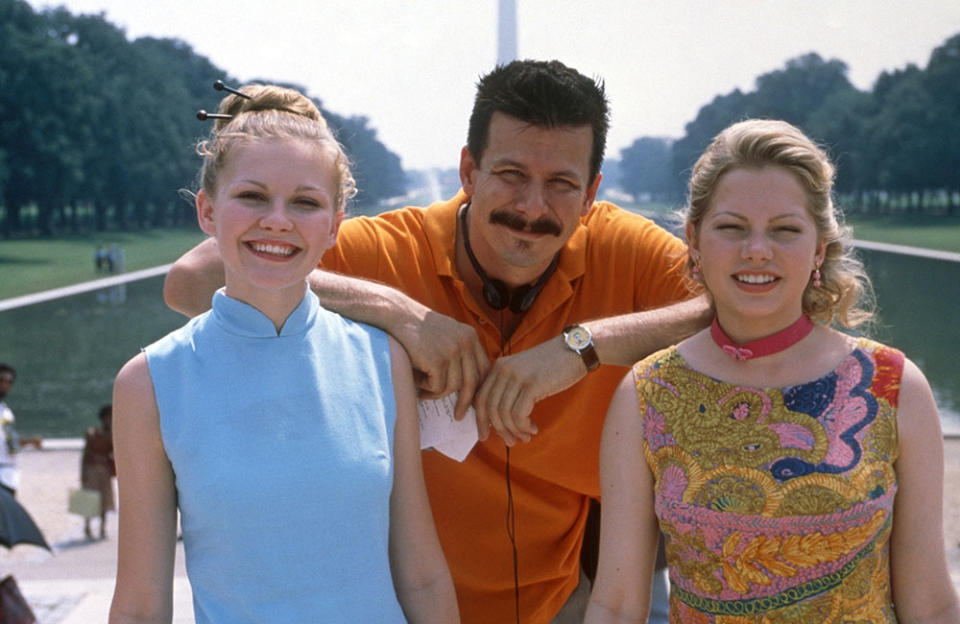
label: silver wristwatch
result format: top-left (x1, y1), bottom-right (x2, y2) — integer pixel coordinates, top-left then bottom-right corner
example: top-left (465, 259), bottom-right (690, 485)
top-left (562, 325), bottom-right (599, 372)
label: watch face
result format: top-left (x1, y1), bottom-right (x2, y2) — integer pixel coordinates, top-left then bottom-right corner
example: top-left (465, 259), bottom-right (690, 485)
top-left (566, 326), bottom-right (591, 349)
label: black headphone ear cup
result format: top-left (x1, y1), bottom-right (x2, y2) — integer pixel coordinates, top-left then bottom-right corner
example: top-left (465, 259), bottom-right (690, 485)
top-left (460, 203), bottom-right (558, 314)
top-left (509, 252), bottom-right (560, 313)
top-left (483, 279), bottom-right (509, 310)
top-left (510, 285), bottom-right (535, 313)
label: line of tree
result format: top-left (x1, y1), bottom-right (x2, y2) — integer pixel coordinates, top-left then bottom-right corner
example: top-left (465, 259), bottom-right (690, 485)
top-left (618, 33), bottom-right (960, 216)
top-left (0, 0), bottom-right (406, 238)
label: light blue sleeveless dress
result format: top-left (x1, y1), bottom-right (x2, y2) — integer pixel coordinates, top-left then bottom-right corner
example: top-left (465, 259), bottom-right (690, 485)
top-left (144, 289), bottom-right (407, 623)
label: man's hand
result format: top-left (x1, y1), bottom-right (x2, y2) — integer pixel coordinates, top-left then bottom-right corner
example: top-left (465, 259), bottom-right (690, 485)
top-left (473, 335), bottom-right (586, 446)
top-left (300, 269), bottom-right (491, 422)
top-left (467, 296), bottom-right (713, 445)
top-left (399, 309), bottom-right (490, 421)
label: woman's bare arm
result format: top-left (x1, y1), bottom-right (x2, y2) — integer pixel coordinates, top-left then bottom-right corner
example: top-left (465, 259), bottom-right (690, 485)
top-left (109, 354), bottom-right (179, 624)
top-left (584, 371), bottom-right (661, 623)
top-left (888, 358), bottom-right (960, 623)
top-left (386, 338), bottom-right (460, 623)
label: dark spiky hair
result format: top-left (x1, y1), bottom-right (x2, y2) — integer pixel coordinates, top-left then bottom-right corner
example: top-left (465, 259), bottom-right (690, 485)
top-left (467, 60), bottom-right (609, 182)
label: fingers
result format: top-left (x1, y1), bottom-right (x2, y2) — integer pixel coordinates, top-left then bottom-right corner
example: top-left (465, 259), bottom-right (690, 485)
top-left (413, 370), bottom-right (434, 396)
top-left (474, 387), bottom-right (492, 442)
top-left (411, 317), bottom-right (488, 406)
top-left (443, 356), bottom-right (463, 400)
top-left (414, 359), bottom-right (447, 397)
top-left (454, 338), bottom-right (489, 421)
top-left (454, 356), bottom-right (477, 422)
top-left (475, 363), bottom-right (539, 446)
top-left (473, 335), bottom-right (491, 380)
top-left (475, 376), bottom-right (514, 445)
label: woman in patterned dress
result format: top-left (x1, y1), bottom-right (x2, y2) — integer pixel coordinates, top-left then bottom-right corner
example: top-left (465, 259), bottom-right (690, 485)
top-left (585, 119), bottom-right (959, 623)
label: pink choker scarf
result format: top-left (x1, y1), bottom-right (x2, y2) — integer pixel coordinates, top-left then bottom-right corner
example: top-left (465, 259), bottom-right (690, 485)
top-left (710, 315), bottom-right (814, 361)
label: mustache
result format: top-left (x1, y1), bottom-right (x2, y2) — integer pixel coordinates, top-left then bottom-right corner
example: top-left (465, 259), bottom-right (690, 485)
top-left (489, 210), bottom-right (563, 236)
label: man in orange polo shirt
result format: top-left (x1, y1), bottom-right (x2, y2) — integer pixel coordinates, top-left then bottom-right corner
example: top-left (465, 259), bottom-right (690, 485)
top-left (166, 60), bottom-right (710, 623)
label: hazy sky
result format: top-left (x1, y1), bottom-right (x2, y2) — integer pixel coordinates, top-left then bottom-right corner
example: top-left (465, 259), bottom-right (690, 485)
top-left (29, 0), bottom-right (960, 170)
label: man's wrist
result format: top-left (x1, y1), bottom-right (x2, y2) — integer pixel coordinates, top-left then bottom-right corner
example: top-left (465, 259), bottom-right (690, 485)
top-left (562, 325), bottom-right (600, 372)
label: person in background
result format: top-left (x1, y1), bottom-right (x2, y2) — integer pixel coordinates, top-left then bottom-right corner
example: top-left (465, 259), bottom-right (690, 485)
top-left (81, 404), bottom-right (115, 540)
top-left (95, 245), bottom-right (109, 273)
top-left (109, 84), bottom-right (456, 623)
top-left (0, 363), bottom-right (42, 498)
top-left (107, 243), bottom-right (123, 274)
top-left (586, 119), bottom-right (960, 623)
top-left (164, 60), bottom-right (710, 623)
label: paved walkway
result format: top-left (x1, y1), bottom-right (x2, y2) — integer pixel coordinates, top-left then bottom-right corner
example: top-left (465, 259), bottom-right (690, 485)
top-left (0, 441), bottom-right (194, 623)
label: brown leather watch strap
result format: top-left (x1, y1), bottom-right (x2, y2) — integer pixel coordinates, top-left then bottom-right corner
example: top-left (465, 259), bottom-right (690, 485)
top-left (562, 325), bottom-right (599, 372)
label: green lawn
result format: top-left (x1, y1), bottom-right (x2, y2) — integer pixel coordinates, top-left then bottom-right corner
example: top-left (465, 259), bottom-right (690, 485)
top-left (845, 214), bottom-right (960, 253)
top-left (625, 202), bottom-right (960, 254)
top-left (0, 228), bottom-right (209, 300)
top-left (1, 211), bottom-right (957, 301)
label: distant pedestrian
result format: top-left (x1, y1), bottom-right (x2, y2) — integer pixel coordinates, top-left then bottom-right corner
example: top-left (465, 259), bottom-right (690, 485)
top-left (81, 404), bottom-right (115, 540)
top-left (0, 363), bottom-right (42, 498)
top-left (95, 245), bottom-right (108, 273)
top-left (106, 244), bottom-right (118, 273)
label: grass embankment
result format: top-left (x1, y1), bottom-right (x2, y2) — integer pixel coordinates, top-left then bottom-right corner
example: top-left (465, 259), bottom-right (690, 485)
top-left (1, 212), bottom-right (957, 301)
top-left (629, 202), bottom-right (960, 254)
top-left (844, 214), bottom-right (960, 253)
top-left (0, 228), bottom-right (209, 300)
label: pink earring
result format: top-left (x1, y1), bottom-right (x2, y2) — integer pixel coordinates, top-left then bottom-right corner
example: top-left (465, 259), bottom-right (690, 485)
top-left (692, 260), bottom-right (701, 281)
top-left (812, 262), bottom-right (822, 288)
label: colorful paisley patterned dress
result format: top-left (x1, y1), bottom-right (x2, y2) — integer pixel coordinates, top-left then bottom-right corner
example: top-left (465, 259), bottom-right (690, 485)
top-left (634, 338), bottom-right (904, 623)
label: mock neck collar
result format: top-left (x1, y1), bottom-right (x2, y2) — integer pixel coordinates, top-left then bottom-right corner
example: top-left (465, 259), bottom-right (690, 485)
top-left (211, 288), bottom-right (319, 338)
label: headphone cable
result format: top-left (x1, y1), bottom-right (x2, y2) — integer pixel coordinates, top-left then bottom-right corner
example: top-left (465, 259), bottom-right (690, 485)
top-left (500, 313), bottom-right (521, 624)
top-left (505, 445), bottom-right (519, 623)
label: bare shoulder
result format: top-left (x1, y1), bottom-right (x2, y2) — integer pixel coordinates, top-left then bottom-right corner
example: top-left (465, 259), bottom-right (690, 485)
top-left (894, 355), bottom-right (943, 447)
top-left (112, 352), bottom-right (162, 439)
top-left (899, 355), bottom-right (932, 392)
top-left (114, 353), bottom-right (155, 400)
top-left (898, 357), bottom-right (935, 408)
top-left (605, 369), bottom-right (644, 433)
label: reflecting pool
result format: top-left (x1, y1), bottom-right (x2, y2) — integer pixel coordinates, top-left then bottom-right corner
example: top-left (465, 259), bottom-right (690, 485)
top-left (1, 248), bottom-right (958, 437)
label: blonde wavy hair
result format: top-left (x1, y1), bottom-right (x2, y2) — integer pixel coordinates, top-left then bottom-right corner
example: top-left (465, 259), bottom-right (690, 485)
top-left (196, 84), bottom-right (357, 212)
top-left (683, 119), bottom-right (874, 328)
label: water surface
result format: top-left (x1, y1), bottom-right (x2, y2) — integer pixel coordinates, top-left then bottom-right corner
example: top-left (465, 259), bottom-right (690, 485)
top-left (1, 250), bottom-right (958, 436)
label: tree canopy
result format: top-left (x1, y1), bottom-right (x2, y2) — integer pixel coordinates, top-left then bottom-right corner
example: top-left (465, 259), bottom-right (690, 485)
top-left (619, 37), bottom-right (960, 215)
top-left (0, 0), bottom-right (406, 237)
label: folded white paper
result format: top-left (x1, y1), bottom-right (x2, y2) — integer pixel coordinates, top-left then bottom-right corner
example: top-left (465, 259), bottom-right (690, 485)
top-left (417, 392), bottom-right (479, 462)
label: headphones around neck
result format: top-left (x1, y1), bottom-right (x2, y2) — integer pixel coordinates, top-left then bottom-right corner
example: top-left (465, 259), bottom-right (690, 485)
top-left (459, 204), bottom-right (560, 314)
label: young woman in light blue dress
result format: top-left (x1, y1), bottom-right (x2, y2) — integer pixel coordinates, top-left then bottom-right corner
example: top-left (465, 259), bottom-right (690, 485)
top-left (109, 84), bottom-right (458, 624)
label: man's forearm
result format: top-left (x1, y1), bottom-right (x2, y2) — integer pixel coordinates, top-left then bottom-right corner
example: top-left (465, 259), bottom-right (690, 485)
top-left (163, 237), bottom-right (225, 318)
top-left (165, 239), bottom-right (487, 400)
top-left (163, 236), bottom-right (427, 330)
top-left (310, 270), bottom-right (489, 401)
top-left (307, 269), bottom-right (428, 336)
top-left (586, 295), bottom-right (712, 367)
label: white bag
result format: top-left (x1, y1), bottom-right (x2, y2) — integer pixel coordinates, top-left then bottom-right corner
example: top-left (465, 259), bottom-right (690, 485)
top-left (68, 488), bottom-right (102, 518)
